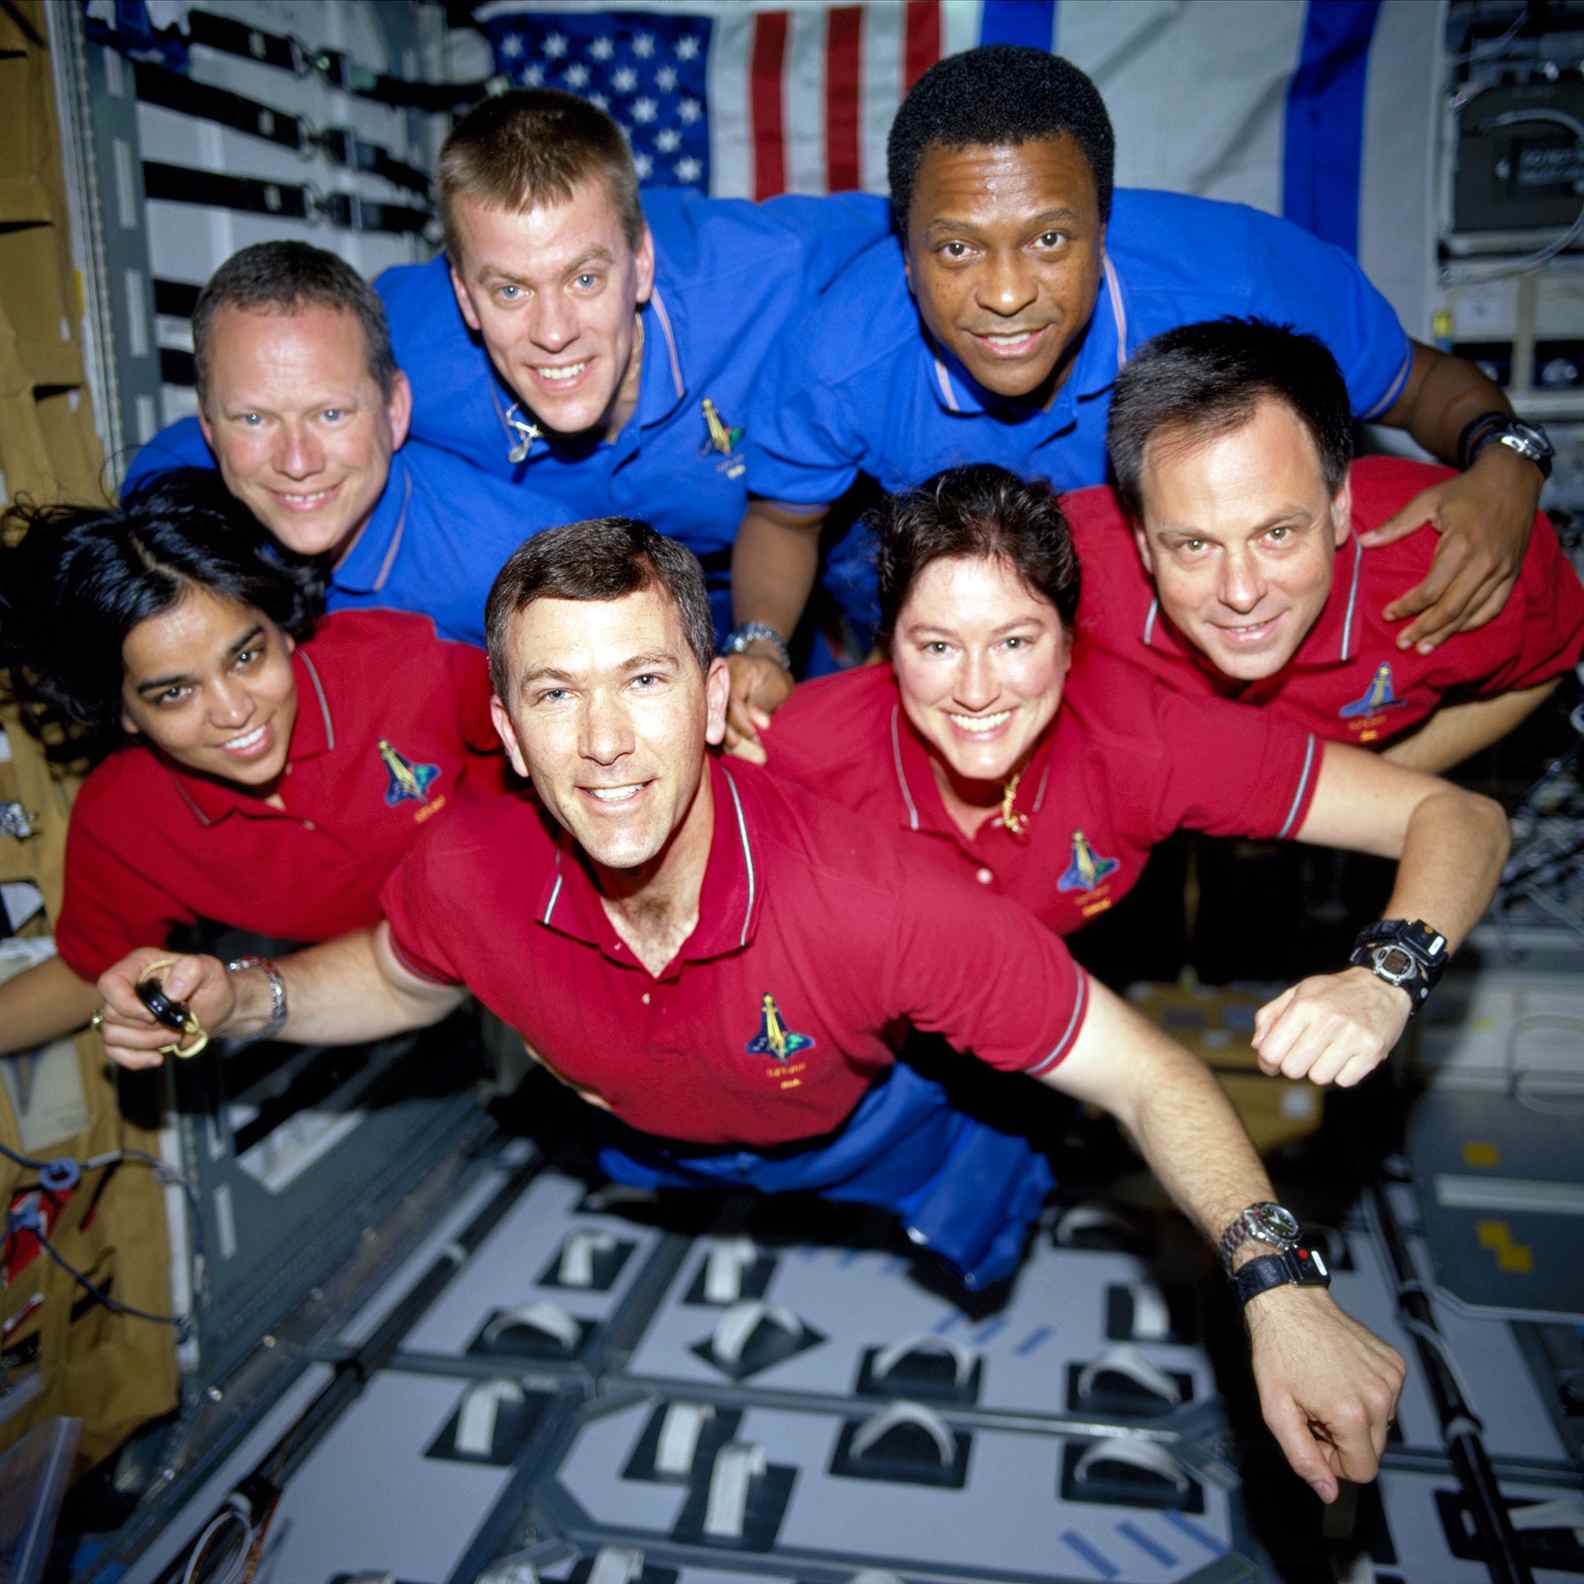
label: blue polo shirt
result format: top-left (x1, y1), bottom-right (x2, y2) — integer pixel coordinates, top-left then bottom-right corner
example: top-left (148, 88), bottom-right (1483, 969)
top-left (120, 421), bottom-right (565, 648)
top-left (374, 189), bottom-right (889, 631)
top-left (747, 188), bottom-right (1413, 507)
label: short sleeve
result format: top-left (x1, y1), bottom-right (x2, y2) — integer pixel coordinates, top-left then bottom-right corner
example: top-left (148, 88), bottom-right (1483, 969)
top-left (378, 834), bottom-right (467, 988)
top-left (1479, 511), bottom-right (1584, 695)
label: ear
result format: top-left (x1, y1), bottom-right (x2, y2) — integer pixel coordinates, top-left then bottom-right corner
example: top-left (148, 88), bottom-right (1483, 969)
top-left (196, 401), bottom-right (215, 449)
top-left (633, 222), bottom-right (656, 307)
top-left (120, 702), bottom-right (142, 738)
top-left (450, 262), bottom-right (483, 335)
top-left (1132, 523), bottom-right (1156, 577)
top-left (285, 631), bottom-right (296, 656)
top-left (1329, 473), bottom-right (1352, 548)
top-left (703, 656), bottom-right (730, 748)
top-left (489, 693), bottom-right (531, 779)
top-left (386, 369), bottom-right (413, 452)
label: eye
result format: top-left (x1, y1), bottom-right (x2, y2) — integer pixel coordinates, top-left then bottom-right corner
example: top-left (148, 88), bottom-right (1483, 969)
top-left (235, 643), bottom-right (263, 669)
top-left (1002, 635), bottom-right (1028, 651)
top-left (573, 272), bottom-right (601, 290)
top-left (237, 412), bottom-right (264, 427)
top-left (1266, 525), bottom-right (1291, 544)
top-left (936, 241), bottom-right (973, 262)
top-left (1033, 230), bottom-right (1066, 249)
top-left (495, 283), bottom-right (525, 303)
top-left (534, 686), bottom-right (569, 706)
top-left (319, 407), bottom-right (346, 423)
top-left (155, 684), bottom-right (191, 707)
top-left (631, 672), bottom-right (663, 689)
top-left (921, 640), bottom-right (951, 656)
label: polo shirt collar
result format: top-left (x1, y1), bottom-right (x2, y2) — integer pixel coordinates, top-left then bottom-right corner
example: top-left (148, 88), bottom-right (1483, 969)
top-left (168, 646), bottom-right (336, 828)
top-left (1136, 531), bottom-right (1367, 676)
top-left (925, 254), bottom-right (1128, 437)
top-left (534, 755), bottom-right (763, 967)
top-left (886, 674), bottom-right (1056, 844)
top-left (330, 452), bottom-right (412, 596)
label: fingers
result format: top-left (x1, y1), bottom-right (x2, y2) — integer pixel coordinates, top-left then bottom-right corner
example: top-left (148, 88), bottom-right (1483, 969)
top-left (94, 951), bottom-right (214, 1069)
top-left (1262, 1395), bottom-right (1342, 1504)
top-left (1357, 508), bottom-right (1424, 550)
top-left (722, 700), bottom-right (768, 764)
top-left (1252, 975), bottom-right (1406, 1087)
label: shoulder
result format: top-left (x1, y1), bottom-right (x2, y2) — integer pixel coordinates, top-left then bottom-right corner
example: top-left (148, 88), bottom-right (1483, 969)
top-left (399, 788), bottom-right (553, 884)
top-left (773, 238), bottom-right (919, 383)
top-left (69, 749), bottom-right (173, 845)
top-left (776, 664), bottom-right (893, 735)
top-left (766, 665), bottom-right (899, 793)
top-left (307, 608), bottom-right (484, 677)
top-left (374, 254), bottom-right (453, 315)
top-left (1345, 458), bottom-right (1455, 579)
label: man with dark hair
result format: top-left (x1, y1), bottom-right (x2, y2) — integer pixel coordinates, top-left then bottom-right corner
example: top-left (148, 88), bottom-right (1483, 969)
top-left (373, 88), bottom-right (888, 642)
top-left (1080, 318), bottom-right (1584, 772)
top-left (122, 241), bottom-right (568, 649)
top-left (98, 516), bottom-right (1405, 1507)
top-left (724, 44), bottom-right (1554, 759)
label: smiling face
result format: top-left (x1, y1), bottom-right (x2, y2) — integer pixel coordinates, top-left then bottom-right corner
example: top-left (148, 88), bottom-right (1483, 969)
top-left (892, 554), bottom-right (1070, 787)
top-left (903, 136), bottom-right (1105, 402)
top-left (1133, 398), bottom-right (1353, 682)
top-left (197, 304), bottom-right (411, 562)
top-left (119, 586), bottom-right (298, 788)
top-left (448, 181), bottom-right (655, 443)
top-left (489, 586), bottom-right (729, 883)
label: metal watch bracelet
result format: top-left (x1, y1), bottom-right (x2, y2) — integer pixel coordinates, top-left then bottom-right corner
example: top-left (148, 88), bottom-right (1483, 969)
top-left (224, 955), bottom-right (287, 1044)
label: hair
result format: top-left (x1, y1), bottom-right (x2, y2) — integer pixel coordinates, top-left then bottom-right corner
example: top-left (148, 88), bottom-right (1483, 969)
top-left (1107, 317), bottom-right (1355, 520)
top-left (439, 89), bottom-right (644, 265)
top-left (0, 469), bottom-right (323, 765)
top-left (874, 464), bottom-right (1081, 654)
top-left (887, 46), bottom-right (1115, 232)
top-left (484, 517), bottom-right (714, 696)
top-left (192, 241), bottom-right (399, 405)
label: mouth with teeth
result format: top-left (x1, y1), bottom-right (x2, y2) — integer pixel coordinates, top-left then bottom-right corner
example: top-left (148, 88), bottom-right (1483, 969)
top-left (220, 721), bottom-right (272, 761)
top-left (1211, 613), bottom-right (1284, 647)
top-left (532, 360), bottom-right (592, 389)
top-left (968, 327), bottom-right (1049, 359)
top-left (269, 484), bottom-right (341, 512)
top-left (582, 782), bottom-right (647, 805)
top-left (945, 708), bottom-right (1013, 736)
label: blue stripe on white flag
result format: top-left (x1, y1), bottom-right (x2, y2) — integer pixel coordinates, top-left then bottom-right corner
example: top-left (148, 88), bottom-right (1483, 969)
top-left (1282, 0), bottom-right (1382, 257)
top-left (979, 0), bottom-right (1057, 52)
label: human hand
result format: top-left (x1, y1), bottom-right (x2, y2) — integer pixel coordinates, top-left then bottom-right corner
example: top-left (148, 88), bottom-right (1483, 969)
top-left (1252, 967), bottom-right (1410, 1088)
top-left (95, 950), bottom-right (234, 1070)
top-left (722, 653), bottom-right (793, 765)
top-left (1245, 1285), bottom-right (1405, 1502)
top-left (1359, 455), bottom-right (1537, 652)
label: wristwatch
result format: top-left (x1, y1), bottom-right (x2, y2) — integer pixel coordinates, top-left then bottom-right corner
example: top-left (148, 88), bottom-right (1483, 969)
top-left (1457, 412), bottom-right (1554, 481)
top-left (1233, 1244), bottom-right (1332, 1308)
top-left (1348, 918), bottom-right (1447, 1014)
top-left (1218, 1201), bottom-right (1304, 1274)
top-left (721, 621), bottom-right (792, 673)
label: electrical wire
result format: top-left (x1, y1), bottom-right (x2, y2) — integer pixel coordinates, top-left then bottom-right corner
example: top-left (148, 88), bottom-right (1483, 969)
top-left (1444, 8), bottom-right (1529, 67)
top-left (179, 1500), bottom-right (254, 1584)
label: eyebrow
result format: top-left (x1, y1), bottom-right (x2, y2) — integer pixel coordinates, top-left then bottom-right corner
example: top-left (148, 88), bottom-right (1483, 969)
top-left (923, 207), bottom-right (1083, 238)
top-left (478, 246), bottom-right (615, 286)
top-left (135, 624), bottom-right (265, 696)
top-left (904, 617), bottom-right (1044, 638)
top-left (516, 651), bottom-right (680, 691)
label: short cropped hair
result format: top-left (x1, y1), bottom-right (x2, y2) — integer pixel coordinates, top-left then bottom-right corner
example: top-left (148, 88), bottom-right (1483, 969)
top-left (192, 241), bottom-right (399, 405)
top-left (439, 89), bottom-right (644, 264)
top-left (1107, 317), bottom-right (1354, 520)
top-left (888, 47), bottom-right (1116, 231)
top-left (0, 469), bottom-right (322, 764)
top-left (875, 464), bottom-right (1081, 654)
top-left (485, 518), bottom-right (715, 697)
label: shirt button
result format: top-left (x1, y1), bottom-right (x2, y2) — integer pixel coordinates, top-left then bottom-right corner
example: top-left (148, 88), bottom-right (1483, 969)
top-left (641, 992), bottom-right (651, 1005)
top-left (976, 867), bottom-right (993, 885)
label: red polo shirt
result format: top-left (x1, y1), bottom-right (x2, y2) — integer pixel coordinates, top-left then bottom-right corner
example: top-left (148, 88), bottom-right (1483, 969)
top-left (381, 756), bottom-right (1089, 1146)
top-left (1067, 457), bottom-right (1584, 747)
top-left (763, 654), bottom-right (1320, 935)
top-left (56, 609), bottom-right (498, 979)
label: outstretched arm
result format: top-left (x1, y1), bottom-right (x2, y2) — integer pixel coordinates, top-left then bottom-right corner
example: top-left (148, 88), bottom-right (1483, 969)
top-left (1042, 980), bottom-right (1405, 1501)
top-left (1363, 341), bottom-right (1543, 650)
top-left (94, 922), bottom-right (466, 1069)
top-left (724, 498), bottom-right (829, 763)
top-left (0, 954), bottom-right (101, 1057)
top-left (1253, 743), bottom-right (1508, 1086)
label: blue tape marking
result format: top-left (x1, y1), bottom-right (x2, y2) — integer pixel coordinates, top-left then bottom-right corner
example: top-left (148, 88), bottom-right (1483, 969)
top-left (1061, 1530), bottom-right (1120, 1580)
top-left (1015, 1324), bottom-right (1054, 1356)
top-left (976, 1317), bottom-right (1008, 1345)
top-left (1118, 1520), bottom-right (1178, 1567)
top-left (1164, 1510), bottom-right (1228, 1554)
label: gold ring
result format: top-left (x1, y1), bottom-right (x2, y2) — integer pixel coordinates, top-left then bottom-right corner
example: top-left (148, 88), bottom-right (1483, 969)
top-left (90, 1009), bottom-right (104, 1031)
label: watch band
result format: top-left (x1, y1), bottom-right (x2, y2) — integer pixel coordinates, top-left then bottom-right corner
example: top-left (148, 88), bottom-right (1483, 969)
top-left (1232, 1246), bottom-right (1331, 1307)
top-left (1217, 1201), bottom-right (1302, 1274)
top-left (1348, 917), bottom-right (1447, 1013)
top-left (721, 621), bottom-right (792, 672)
top-left (1456, 411), bottom-right (1554, 480)
top-left (225, 955), bottom-right (288, 1043)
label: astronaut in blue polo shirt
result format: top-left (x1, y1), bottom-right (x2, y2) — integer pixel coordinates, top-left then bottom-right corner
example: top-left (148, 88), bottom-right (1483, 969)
top-left (373, 89), bottom-right (888, 647)
top-left (724, 46), bottom-right (1549, 758)
top-left (121, 241), bottom-right (565, 649)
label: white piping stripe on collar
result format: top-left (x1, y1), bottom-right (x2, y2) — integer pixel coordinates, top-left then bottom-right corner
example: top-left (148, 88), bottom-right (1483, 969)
top-left (1338, 535), bottom-right (1364, 662)
top-left (298, 650), bottom-right (334, 751)
top-left (1103, 254), bottom-right (1127, 373)
top-left (888, 705), bottom-right (921, 831)
top-left (1277, 734), bottom-right (1319, 840)
top-left (1026, 970), bottom-right (1089, 1077)
top-left (542, 851), bottom-right (565, 926)
top-left (647, 286), bottom-right (685, 401)
top-left (1142, 597), bottom-right (1161, 647)
top-left (1031, 758), bottom-right (1053, 813)
top-left (719, 765), bottom-right (756, 947)
top-left (371, 466), bottom-right (412, 592)
top-left (930, 337), bottom-right (960, 413)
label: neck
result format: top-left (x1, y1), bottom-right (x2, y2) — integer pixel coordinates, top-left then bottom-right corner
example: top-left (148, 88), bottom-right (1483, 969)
top-left (604, 311), bottom-right (646, 443)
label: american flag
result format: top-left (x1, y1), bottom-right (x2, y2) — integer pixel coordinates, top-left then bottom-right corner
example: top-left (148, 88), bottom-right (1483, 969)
top-left (467, 1), bottom-right (999, 199)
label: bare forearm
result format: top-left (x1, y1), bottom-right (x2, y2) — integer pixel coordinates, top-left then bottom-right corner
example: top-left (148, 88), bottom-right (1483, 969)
top-left (1379, 786), bottom-right (1508, 951)
top-left (0, 955), bottom-right (100, 1055)
top-left (1383, 682), bottom-right (1560, 773)
top-left (1388, 340), bottom-right (1514, 464)
top-left (224, 927), bottom-right (462, 1045)
top-left (730, 500), bottom-right (828, 637)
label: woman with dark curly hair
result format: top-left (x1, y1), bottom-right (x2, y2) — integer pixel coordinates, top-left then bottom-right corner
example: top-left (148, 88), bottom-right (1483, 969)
top-left (0, 468), bottom-right (498, 1054)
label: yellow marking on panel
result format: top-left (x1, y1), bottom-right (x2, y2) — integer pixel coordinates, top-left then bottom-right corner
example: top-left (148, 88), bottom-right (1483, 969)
top-left (1462, 1141), bottom-right (1500, 1169)
top-left (1476, 1218), bottom-right (1533, 1273)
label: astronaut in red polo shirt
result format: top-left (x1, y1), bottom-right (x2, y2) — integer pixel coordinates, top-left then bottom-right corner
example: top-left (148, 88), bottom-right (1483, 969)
top-left (1082, 317), bottom-right (1584, 773)
top-left (98, 517), bottom-right (1404, 1504)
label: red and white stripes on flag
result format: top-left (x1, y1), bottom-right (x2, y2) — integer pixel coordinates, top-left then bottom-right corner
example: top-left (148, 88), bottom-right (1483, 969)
top-left (707, 1), bottom-right (943, 198)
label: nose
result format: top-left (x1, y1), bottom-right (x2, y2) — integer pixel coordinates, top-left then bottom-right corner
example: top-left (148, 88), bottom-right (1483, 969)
top-left (528, 290), bottom-right (577, 354)
top-left (273, 422), bottom-right (325, 481)
top-left (976, 247), bottom-right (1038, 320)
top-left (206, 676), bottom-right (253, 729)
top-left (951, 647), bottom-right (998, 711)
top-left (1217, 547), bottom-right (1267, 614)
top-left (579, 690), bottom-right (634, 767)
